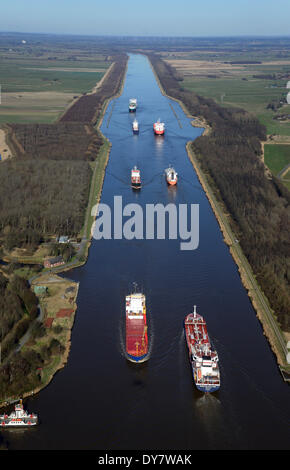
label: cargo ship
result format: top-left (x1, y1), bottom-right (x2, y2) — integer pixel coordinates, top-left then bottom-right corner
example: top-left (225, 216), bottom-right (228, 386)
top-left (184, 306), bottom-right (220, 393)
top-left (0, 400), bottom-right (38, 427)
top-left (153, 119), bottom-right (165, 135)
top-left (131, 166), bottom-right (141, 189)
top-left (129, 98), bottom-right (137, 112)
top-left (132, 119), bottom-right (139, 134)
top-left (165, 166), bottom-right (178, 185)
top-left (125, 291), bottom-right (148, 363)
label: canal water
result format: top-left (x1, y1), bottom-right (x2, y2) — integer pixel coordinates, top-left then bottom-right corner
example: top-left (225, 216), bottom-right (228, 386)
top-left (3, 54), bottom-right (290, 450)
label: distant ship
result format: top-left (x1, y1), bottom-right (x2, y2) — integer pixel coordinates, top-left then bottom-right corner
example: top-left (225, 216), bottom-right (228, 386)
top-left (129, 98), bottom-right (137, 112)
top-left (131, 166), bottom-right (141, 189)
top-left (184, 306), bottom-right (220, 393)
top-left (165, 166), bottom-right (178, 185)
top-left (126, 290), bottom-right (148, 363)
top-left (132, 119), bottom-right (139, 134)
top-left (153, 118), bottom-right (165, 135)
top-left (0, 400), bottom-right (38, 427)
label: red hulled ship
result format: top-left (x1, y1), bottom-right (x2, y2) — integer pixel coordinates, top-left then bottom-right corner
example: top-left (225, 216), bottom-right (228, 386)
top-left (184, 306), bottom-right (220, 393)
top-left (153, 119), bottom-right (165, 135)
top-left (125, 292), bottom-right (148, 363)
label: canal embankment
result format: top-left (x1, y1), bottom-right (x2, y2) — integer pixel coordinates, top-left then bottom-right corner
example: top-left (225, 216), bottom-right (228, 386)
top-left (148, 54), bottom-right (290, 374)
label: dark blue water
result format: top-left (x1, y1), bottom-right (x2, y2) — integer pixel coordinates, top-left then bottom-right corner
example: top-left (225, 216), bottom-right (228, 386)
top-left (4, 54), bottom-right (290, 450)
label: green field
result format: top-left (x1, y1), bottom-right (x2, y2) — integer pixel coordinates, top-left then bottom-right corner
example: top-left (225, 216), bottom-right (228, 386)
top-left (264, 143), bottom-right (290, 190)
top-left (183, 76), bottom-right (290, 136)
top-left (0, 51), bottom-right (110, 123)
top-left (0, 59), bottom-right (107, 93)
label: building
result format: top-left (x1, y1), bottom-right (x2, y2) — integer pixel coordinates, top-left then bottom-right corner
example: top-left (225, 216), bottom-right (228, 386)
top-left (58, 236), bottom-right (69, 244)
top-left (44, 256), bottom-right (65, 269)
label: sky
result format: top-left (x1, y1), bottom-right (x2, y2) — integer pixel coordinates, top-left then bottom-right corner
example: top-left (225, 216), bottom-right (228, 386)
top-left (1, 0), bottom-right (290, 37)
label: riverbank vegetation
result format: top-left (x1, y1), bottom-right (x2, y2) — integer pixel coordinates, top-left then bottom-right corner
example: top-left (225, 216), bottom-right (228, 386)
top-left (0, 273), bottom-right (78, 404)
top-left (0, 53), bottom-right (127, 260)
top-left (158, 42), bottom-right (290, 196)
top-left (149, 53), bottom-right (290, 341)
top-left (0, 35), bottom-right (128, 404)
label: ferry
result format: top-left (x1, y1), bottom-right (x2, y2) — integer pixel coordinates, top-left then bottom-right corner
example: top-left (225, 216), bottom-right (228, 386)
top-left (131, 166), bottom-right (141, 189)
top-left (165, 166), bottom-right (178, 185)
top-left (126, 291), bottom-right (148, 363)
top-left (184, 306), bottom-right (220, 393)
top-left (132, 119), bottom-right (139, 134)
top-left (153, 119), bottom-right (165, 135)
top-left (129, 98), bottom-right (137, 112)
top-left (0, 400), bottom-right (38, 427)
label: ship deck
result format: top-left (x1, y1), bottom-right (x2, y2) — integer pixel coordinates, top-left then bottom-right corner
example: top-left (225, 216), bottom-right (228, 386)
top-left (126, 316), bottom-right (148, 357)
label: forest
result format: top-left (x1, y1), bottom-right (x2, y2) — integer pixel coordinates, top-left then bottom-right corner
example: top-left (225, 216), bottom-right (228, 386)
top-left (0, 273), bottom-right (38, 360)
top-left (0, 53), bottom-right (128, 251)
top-left (6, 122), bottom-right (104, 162)
top-left (149, 53), bottom-right (290, 332)
top-left (0, 52), bottom-right (128, 401)
top-left (60, 54), bottom-right (127, 123)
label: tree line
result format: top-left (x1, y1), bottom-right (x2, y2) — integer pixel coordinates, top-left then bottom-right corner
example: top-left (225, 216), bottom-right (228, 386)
top-left (149, 53), bottom-right (290, 332)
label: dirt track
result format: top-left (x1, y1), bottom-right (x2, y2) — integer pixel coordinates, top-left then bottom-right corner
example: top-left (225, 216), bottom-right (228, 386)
top-left (0, 128), bottom-right (13, 161)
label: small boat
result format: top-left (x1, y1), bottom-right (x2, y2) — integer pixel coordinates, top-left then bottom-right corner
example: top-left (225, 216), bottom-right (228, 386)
top-left (184, 306), bottom-right (220, 393)
top-left (129, 98), bottom-right (137, 112)
top-left (131, 166), bottom-right (141, 189)
top-left (132, 119), bottom-right (139, 134)
top-left (0, 400), bottom-right (38, 427)
top-left (165, 166), bottom-right (178, 185)
top-left (153, 118), bottom-right (165, 135)
top-left (126, 290), bottom-right (148, 363)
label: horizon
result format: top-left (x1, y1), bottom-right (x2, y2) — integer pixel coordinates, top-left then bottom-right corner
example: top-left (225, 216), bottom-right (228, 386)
top-left (1, 31), bottom-right (290, 39)
top-left (1, 0), bottom-right (290, 37)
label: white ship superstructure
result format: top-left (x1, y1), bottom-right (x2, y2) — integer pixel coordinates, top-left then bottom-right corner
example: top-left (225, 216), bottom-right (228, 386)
top-left (0, 400), bottom-right (38, 427)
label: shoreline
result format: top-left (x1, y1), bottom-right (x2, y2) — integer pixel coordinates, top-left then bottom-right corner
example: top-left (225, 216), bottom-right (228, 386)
top-left (186, 143), bottom-right (286, 367)
top-left (22, 278), bottom-right (80, 404)
top-left (148, 55), bottom-right (288, 370)
top-left (0, 57), bottom-right (128, 408)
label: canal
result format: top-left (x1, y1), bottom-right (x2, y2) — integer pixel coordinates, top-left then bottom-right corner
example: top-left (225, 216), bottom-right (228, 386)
top-left (4, 54), bottom-right (290, 450)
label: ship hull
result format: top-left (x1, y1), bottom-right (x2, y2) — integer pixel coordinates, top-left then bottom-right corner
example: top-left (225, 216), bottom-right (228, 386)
top-left (133, 129), bottom-right (139, 135)
top-left (166, 178), bottom-right (177, 186)
top-left (126, 352), bottom-right (148, 363)
top-left (1, 421), bottom-right (37, 427)
top-left (131, 183), bottom-right (141, 190)
top-left (154, 130), bottom-right (164, 135)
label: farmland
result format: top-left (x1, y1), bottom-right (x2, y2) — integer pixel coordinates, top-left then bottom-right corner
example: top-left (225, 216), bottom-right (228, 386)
top-left (0, 38), bottom-right (111, 123)
top-left (163, 51), bottom-right (290, 136)
top-left (161, 43), bottom-right (290, 192)
top-left (264, 144), bottom-right (290, 190)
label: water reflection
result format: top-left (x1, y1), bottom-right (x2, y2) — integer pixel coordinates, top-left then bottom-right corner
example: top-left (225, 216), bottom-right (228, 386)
top-left (194, 393), bottom-right (227, 449)
top-left (166, 184), bottom-right (177, 202)
top-left (154, 135), bottom-right (165, 158)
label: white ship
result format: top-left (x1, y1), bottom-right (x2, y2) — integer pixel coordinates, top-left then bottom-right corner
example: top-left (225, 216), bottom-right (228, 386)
top-left (129, 98), bottom-right (137, 112)
top-left (165, 166), bottom-right (178, 185)
top-left (132, 119), bottom-right (139, 134)
top-left (0, 400), bottom-right (38, 427)
top-left (131, 166), bottom-right (141, 189)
